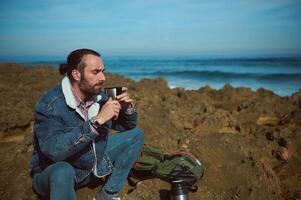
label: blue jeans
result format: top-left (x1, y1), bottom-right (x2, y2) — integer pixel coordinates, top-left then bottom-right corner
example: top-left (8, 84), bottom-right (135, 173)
top-left (32, 128), bottom-right (144, 200)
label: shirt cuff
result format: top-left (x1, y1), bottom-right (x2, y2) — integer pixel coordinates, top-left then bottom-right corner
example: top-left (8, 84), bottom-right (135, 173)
top-left (124, 104), bottom-right (135, 115)
top-left (89, 123), bottom-right (99, 135)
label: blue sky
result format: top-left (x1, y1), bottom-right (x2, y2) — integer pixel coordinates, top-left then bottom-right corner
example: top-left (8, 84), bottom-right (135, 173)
top-left (0, 0), bottom-right (301, 57)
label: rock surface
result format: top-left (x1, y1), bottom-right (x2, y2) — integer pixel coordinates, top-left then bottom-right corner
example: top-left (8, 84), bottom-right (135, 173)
top-left (0, 63), bottom-right (301, 200)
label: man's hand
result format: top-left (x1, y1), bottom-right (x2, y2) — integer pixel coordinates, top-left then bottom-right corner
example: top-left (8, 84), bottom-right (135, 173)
top-left (116, 87), bottom-right (133, 111)
top-left (96, 98), bottom-right (121, 124)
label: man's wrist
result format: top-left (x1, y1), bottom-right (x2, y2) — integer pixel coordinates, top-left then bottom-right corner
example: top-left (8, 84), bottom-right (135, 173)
top-left (90, 116), bottom-right (104, 130)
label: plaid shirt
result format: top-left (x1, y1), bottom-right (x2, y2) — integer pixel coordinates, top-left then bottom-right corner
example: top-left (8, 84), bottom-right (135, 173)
top-left (71, 87), bottom-right (98, 134)
top-left (71, 87), bottom-right (135, 127)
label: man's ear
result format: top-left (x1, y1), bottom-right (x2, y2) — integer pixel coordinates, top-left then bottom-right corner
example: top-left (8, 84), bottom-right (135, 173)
top-left (71, 69), bottom-right (81, 82)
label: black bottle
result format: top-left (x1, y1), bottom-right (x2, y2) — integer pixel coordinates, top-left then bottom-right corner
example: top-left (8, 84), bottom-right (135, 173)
top-left (170, 180), bottom-right (189, 200)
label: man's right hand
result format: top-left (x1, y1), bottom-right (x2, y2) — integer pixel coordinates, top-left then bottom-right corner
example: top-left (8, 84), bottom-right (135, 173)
top-left (96, 98), bottom-right (121, 125)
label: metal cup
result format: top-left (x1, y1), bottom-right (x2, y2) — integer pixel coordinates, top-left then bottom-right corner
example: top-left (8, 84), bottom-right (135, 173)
top-left (104, 87), bottom-right (123, 100)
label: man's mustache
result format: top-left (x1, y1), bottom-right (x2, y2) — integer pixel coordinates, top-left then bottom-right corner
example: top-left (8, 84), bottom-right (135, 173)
top-left (95, 82), bottom-right (103, 86)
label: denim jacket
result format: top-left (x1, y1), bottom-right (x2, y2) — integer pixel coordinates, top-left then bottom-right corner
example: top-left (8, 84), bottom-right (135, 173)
top-left (30, 76), bottom-right (137, 183)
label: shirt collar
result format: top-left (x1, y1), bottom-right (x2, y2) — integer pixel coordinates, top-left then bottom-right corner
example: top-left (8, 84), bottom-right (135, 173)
top-left (71, 87), bottom-right (96, 108)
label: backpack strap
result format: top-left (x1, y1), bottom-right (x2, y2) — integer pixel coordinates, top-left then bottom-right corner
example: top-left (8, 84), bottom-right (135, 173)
top-left (167, 151), bottom-right (202, 166)
top-left (168, 151), bottom-right (198, 161)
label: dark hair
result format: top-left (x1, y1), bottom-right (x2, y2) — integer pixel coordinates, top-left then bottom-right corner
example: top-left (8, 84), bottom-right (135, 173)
top-left (59, 48), bottom-right (101, 79)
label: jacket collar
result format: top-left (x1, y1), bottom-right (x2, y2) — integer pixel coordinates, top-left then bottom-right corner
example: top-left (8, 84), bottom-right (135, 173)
top-left (61, 76), bottom-right (102, 120)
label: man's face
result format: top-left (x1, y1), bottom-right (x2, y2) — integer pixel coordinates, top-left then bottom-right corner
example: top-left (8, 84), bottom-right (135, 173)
top-left (78, 54), bottom-right (106, 96)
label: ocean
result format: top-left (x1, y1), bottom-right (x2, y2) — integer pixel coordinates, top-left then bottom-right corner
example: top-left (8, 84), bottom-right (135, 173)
top-left (3, 56), bottom-right (301, 96)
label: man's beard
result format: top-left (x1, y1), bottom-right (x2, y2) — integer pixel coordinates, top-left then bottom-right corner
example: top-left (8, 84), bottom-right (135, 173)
top-left (79, 74), bottom-right (102, 97)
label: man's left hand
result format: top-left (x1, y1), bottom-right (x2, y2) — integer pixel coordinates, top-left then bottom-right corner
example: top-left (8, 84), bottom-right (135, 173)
top-left (116, 87), bottom-right (133, 111)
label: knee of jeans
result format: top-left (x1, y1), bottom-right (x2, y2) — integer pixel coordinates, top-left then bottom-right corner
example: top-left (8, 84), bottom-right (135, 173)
top-left (49, 162), bottom-right (75, 185)
top-left (132, 127), bottom-right (144, 146)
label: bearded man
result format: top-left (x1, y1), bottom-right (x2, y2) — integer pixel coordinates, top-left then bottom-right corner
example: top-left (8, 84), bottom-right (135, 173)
top-left (30, 49), bottom-right (144, 200)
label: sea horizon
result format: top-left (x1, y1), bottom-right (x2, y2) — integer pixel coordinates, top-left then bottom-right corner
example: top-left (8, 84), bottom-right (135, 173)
top-left (1, 55), bottom-right (301, 97)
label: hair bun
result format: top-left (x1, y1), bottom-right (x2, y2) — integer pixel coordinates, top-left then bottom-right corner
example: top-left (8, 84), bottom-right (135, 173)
top-left (59, 64), bottom-right (69, 75)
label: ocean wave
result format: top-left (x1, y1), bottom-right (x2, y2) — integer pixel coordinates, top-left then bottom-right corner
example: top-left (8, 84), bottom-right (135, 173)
top-left (106, 57), bottom-right (301, 67)
top-left (129, 70), bottom-right (301, 81)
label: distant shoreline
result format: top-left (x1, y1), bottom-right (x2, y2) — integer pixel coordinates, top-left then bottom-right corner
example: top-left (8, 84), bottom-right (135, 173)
top-left (1, 60), bottom-right (301, 97)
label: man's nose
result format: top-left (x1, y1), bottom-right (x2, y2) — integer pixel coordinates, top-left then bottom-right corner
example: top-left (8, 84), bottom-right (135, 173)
top-left (99, 72), bottom-right (106, 81)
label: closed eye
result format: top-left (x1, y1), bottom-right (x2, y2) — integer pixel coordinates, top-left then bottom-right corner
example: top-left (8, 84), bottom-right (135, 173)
top-left (92, 68), bottom-right (105, 74)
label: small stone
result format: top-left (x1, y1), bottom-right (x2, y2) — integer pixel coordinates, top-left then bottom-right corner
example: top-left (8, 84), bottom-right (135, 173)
top-left (218, 127), bottom-right (237, 134)
top-left (181, 144), bottom-right (188, 149)
top-left (257, 116), bottom-right (280, 126)
top-left (183, 122), bottom-right (193, 130)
